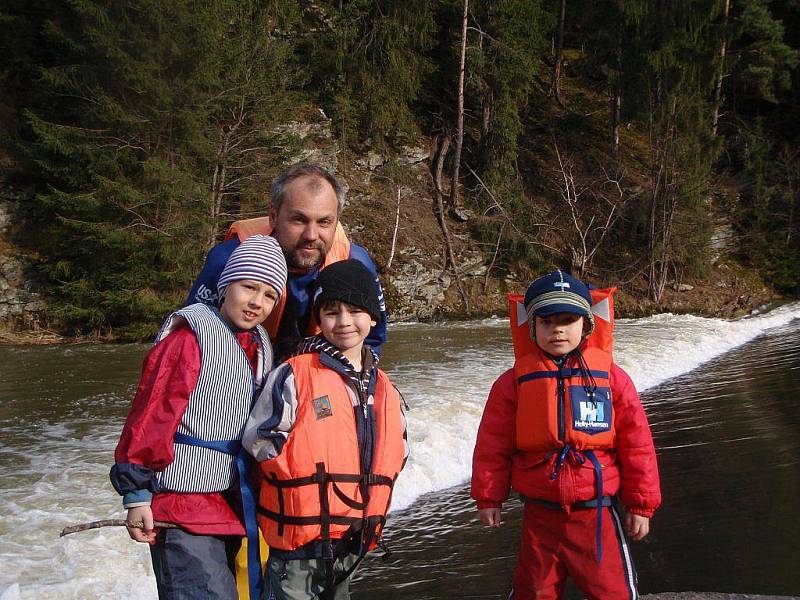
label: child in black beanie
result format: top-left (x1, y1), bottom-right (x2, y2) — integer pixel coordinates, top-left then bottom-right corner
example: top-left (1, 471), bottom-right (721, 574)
top-left (243, 259), bottom-right (408, 600)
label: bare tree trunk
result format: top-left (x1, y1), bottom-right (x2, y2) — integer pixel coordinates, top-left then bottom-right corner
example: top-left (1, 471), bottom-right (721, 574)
top-left (648, 95), bottom-right (679, 304)
top-left (712, 0), bottom-right (731, 137)
top-left (610, 88), bottom-right (621, 157)
top-left (549, 0), bottom-right (567, 108)
top-left (482, 93), bottom-right (491, 139)
top-left (476, 89), bottom-right (492, 157)
top-left (209, 125), bottom-right (230, 247)
top-left (431, 135), bottom-right (470, 311)
top-left (450, 0), bottom-right (469, 219)
top-left (484, 222), bottom-right (505, 291)
top-left (386, 185), bottom-right (403, 272)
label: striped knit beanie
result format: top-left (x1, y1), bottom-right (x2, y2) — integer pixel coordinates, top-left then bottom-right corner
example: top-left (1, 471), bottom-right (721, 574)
top-left (218, 235), bottom-right (288, 302)
top-left (523, 269), bottom-right (594, 336)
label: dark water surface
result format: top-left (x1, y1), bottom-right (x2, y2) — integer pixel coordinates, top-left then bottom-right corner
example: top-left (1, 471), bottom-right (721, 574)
top-left (353, 318), bottom-right (800, 599)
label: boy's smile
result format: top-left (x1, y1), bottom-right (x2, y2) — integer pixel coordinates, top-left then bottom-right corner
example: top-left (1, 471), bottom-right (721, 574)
top-left (318, 301), bottom-right (376, 366)
top-left (534, 313), bottom-right (585, 356)
top-left (220, 279), bottom-right (279, 330)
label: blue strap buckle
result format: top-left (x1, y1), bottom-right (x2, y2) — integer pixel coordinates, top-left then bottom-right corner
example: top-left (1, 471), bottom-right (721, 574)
top-left (172, 432), bottom-right (263, 599)
top-left (547, 444), bottom-right (585, 480)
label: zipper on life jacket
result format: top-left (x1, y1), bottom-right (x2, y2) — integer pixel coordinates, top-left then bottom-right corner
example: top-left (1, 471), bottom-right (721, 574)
top-left (353, 377), bottom-right (372, 478)
top-left (354, 377), bottom-right (373, 555)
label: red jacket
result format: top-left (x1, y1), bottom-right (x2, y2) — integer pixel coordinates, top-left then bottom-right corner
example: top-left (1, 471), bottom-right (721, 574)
top-left (471, 363), bottom-right (661, 517)
top-left (114, 325), bottom-right (261, 536)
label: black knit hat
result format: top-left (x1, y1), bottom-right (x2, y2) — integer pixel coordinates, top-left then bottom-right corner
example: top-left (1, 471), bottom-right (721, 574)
top-left (312, 259), bottom-right (381, 322)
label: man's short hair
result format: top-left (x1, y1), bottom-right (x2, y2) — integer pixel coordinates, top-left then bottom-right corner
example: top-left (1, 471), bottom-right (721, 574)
top-left (271, 163), bottom-right (347, 214)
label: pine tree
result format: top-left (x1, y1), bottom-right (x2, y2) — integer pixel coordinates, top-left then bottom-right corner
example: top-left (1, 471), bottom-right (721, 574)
top-left (593, 1), bottom-right (720, 300)
top-left (15, 0), bottom-right (300, 338)
top-left (305, 0), bottom-right (436, 145)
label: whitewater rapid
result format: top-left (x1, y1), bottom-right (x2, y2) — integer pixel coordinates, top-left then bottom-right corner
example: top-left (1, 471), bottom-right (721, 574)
top-left (388, 301), bottom-right (800, 511)
top-left (1, 302), bottom-right (799, 599)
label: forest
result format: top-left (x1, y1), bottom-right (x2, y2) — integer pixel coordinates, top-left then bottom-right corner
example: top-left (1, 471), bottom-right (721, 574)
top-left (1, 0), bottom-right (798, 339)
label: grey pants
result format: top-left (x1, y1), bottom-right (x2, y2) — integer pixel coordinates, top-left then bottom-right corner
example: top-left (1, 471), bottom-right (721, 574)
top-left (150, 528), bottom-right (241, 600)
top-left (265, 554), bottom-right (359, 600)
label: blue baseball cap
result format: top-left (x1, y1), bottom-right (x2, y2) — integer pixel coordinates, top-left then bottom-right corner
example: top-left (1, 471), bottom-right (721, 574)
top-left (523, 270), bottom-right (594, 332)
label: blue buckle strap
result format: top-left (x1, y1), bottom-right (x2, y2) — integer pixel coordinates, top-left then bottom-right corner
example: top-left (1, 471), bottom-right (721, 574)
top-left (583, 449), bottom-right (604, 564)
top-left (236, 450), bottom-right (263, 600)
top-left (173, 431), bottom-right (241, 455)
top-left (517, 369), bottom-right (609, 385)
top-left (546, 444), bottom-right (585, 480)
top-left (543, 444), bottom-right (605, 564)
top-left (173, 432), bottom-right (263, 600)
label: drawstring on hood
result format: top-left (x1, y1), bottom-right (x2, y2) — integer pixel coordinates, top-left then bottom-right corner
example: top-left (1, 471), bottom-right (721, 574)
top-left (550, 346), bottom-right (599, 406)
top-left (574, 347), bottom-right (598, 405)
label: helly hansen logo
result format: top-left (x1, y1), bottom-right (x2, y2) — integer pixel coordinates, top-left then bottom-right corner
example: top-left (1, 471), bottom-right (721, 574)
top-left (312, 396), bottom-right (333, 420)
top-left (570, 387), bottom-right (612, 434)
top-left (579, 400), bottom-right (604, 422)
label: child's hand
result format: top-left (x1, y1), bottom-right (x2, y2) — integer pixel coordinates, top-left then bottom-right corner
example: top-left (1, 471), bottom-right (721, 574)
top-left (478, 507), bottom-right (501, 527)
top-left (126, 505), bottom-right (157, 544)
top-left (625, 513), bottom-right (650, 541)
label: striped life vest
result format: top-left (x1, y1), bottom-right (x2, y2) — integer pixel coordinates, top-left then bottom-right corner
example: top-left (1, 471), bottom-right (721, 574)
top-left (224, 217), bottom-right (351, 338)
top-left (256, 352), bottom-right (405, 552)
top-left (508, 289), bottom-right (617, 452)
top-left (153, 303), bottom-right (270, 493)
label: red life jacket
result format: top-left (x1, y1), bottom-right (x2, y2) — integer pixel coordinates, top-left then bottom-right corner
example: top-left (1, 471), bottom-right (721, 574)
top-left (256, 352), bottom-right (405, 551)
top-left (507, 289), bottom-right (617, 452)
top-left (224, 217), bottom-right (351, 338)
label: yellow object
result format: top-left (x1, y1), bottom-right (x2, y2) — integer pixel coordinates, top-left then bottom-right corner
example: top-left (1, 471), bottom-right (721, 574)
top-left (234, 533), bottom-right (269, 600)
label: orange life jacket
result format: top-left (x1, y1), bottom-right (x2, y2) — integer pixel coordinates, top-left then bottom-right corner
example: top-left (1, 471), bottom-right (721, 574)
top-left (256, 352), bottom-right (405, 552)
top-left (507, 289), bottom-right (617, 452)
top-left (223, 217), bottom-right (351, 338)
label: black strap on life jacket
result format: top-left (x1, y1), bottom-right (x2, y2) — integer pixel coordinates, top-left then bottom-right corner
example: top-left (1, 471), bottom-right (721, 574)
top-left (259, 462), bottom-right (397, 600)
top-left (258, 465), bottom-right (394, 535)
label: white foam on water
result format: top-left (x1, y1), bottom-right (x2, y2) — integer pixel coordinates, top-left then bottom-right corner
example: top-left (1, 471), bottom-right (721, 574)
top-left (0, 585), bottom-right (20, 600)
top-left (1, 399), bottom-right (157, 599)
top-left (389, 301), bottom-right (800, 511)
top-left (614, 302), bottom-right (800, 394)
top-left (2, 302), bottom-right (799, 598)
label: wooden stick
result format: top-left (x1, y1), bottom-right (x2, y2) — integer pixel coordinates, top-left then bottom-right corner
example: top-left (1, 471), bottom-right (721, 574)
top-left (60, 519), bottom-right (177, 537)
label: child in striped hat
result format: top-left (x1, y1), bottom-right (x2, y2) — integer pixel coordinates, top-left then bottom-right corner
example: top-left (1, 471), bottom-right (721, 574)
top-left (110, 234), bottom-right (287, 600)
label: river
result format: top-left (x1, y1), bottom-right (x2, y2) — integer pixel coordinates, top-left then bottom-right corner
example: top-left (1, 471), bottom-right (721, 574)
top-left (1, 303), bottom-right (799, 599)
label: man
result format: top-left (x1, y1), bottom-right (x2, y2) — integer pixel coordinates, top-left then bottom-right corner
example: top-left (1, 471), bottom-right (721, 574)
top-left (187, 163), bottom-right (387, 362)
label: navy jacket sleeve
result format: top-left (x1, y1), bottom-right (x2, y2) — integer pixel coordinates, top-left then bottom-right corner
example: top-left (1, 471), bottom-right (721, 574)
top-left (348, 243), bottom-right (388, 354)
top-left (185, 238), bottom-right (241, 307)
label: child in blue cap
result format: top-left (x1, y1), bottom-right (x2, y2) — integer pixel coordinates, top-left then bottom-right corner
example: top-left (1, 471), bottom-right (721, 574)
top-left (471, 270), bottom-right (661, 600)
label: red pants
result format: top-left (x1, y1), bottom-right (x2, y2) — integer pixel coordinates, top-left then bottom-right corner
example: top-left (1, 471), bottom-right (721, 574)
top-left (511, 502), bottom-right (638, 600)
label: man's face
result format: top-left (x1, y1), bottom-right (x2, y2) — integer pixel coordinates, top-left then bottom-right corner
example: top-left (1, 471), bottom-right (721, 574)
top-left (270, 176), bottom-right (339, 270)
